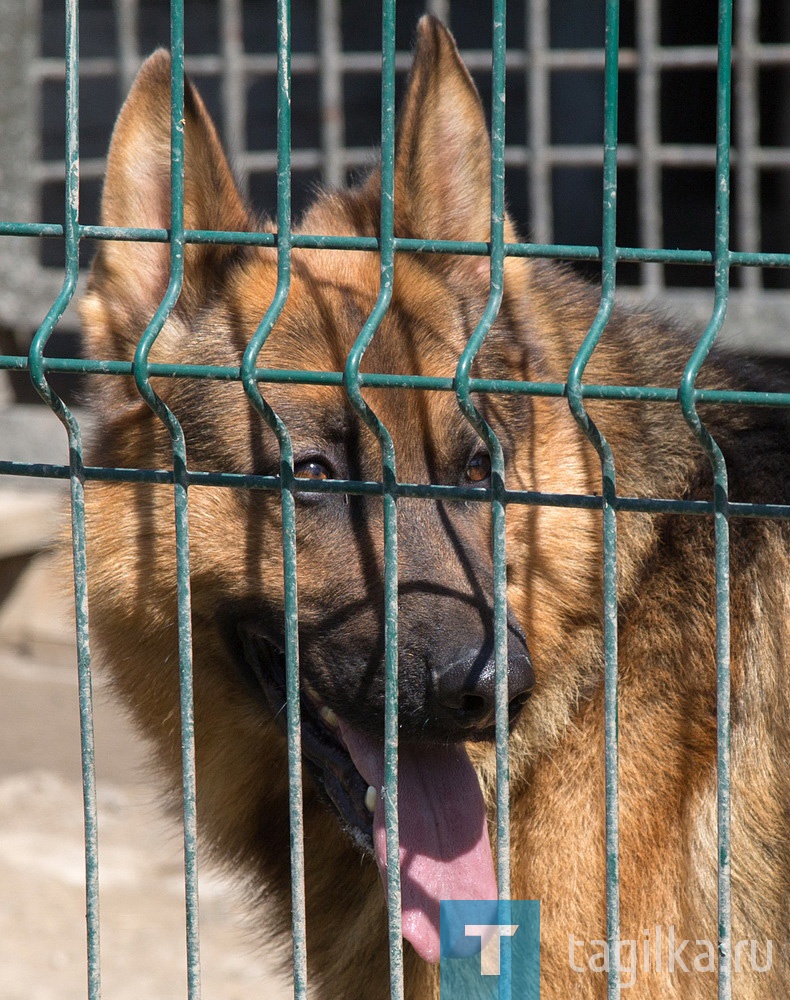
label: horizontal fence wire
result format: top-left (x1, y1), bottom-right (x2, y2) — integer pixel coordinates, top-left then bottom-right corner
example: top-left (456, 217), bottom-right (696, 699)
top-left (4, 221), bottom-right (790, 271)
top-left (1, 455), bottom-right (789, 521)
top-left (4, 357), bottom-right (790, 411)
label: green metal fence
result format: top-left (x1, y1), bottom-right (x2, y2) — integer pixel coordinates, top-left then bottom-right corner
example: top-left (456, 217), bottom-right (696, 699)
top-left (1, 2), bottom-right (790, 999)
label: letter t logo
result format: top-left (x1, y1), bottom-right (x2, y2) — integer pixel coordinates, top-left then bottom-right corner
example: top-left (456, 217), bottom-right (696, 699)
top-left (464, 924), bottom-right (519, 976)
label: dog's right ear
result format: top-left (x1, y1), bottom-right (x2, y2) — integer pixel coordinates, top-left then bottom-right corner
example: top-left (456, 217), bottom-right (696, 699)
top-left (81, 50), bottom-right (252, 359)
top-left (391, 17), bottom-right (518, 256)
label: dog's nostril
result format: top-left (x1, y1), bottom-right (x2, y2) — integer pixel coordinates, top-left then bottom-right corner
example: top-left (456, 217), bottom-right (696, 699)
top-left (433, 656), bottom-right (494, 728)
top-left (431, 639), bottom-right (534, 731)
top-left (459, 693), bottom-right (487, 716)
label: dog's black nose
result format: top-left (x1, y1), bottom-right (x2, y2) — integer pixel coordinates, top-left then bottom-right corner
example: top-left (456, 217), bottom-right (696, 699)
top-left (430, 634), bottom-right (534, 731)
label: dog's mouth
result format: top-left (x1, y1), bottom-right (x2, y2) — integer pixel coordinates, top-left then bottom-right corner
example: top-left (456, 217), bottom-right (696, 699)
top-left (238, 624), bottom-right (376, 851)
top-left (236, 622), bottom-right (499, 965)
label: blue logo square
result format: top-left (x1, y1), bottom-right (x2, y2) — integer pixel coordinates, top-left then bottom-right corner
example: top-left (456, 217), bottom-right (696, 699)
top-left (440, 900), bottom-right (540, 999)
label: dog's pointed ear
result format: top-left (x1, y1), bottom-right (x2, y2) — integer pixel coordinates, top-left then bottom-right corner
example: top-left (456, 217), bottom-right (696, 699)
top-left (81, 50), bottom-right (252, 357)
top-left (393, 17), bottom-right (503, 248)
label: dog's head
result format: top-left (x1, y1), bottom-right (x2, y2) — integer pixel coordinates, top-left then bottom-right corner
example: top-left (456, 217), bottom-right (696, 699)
top-left (81, 17), bottom-right (599, 961)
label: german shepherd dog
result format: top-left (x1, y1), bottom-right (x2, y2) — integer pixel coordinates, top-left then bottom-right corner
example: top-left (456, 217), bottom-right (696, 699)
top-left (80, 16), bottom-right (788, 999)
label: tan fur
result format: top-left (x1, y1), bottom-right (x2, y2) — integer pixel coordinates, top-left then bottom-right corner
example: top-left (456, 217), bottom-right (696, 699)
top-left (80, 18), bottom-right (789, 998)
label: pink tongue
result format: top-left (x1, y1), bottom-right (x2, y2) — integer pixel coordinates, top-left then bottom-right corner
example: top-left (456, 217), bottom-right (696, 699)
top-left (338, 722), bottom-right (497, 964)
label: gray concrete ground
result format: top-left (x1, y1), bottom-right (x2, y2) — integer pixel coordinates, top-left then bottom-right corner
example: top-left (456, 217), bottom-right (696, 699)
top-left (0, 404), bottom-right (292, 1000)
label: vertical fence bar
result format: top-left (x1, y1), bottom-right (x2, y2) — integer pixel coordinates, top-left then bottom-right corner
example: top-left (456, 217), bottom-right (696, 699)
top-left (129, 2), bottom-right (202, 995)
top-left (735, 0), bottom-right (761, 294)
top-left (27, 3), bottom-right (102, 998)
top-left (426, 0), bottom-right (450, 27)
top-left (678, 4), bottom-right (734, 999)
top-left (636, 0), bottom-right (662, 296)
top-left (239, 2), bottom-right (310, 997)
top-left (319, 0), bottom-right (344, 189)
top-left (565, 1), bottom-right (621, 998)
top-left (454, 0), bottom-right (510, 911)
top-left (220, 0), bottom-right (247, 198)
top-left (527, 0), bottom-right (551, 245)
top-left (342, 2), bottom-right (402, 996)
top-left (114, 0), bottom-right (139, 93)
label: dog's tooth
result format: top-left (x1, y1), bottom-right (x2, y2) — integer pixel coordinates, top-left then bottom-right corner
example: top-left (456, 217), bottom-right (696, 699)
top-left (320, 705), bottom-right (338, 727)
top-left (365, 786), bottom-right (378, 814)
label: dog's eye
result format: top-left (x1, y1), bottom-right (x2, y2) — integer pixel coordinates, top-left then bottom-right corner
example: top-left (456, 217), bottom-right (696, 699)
top-left (294, 458), bottom-right (332, 481)
top-left (465, 452), bottom-right (491, 483)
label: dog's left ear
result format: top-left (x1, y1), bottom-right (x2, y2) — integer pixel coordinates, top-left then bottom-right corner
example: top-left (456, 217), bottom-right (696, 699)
top-left (392, 16), bottom-right (517, 250)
